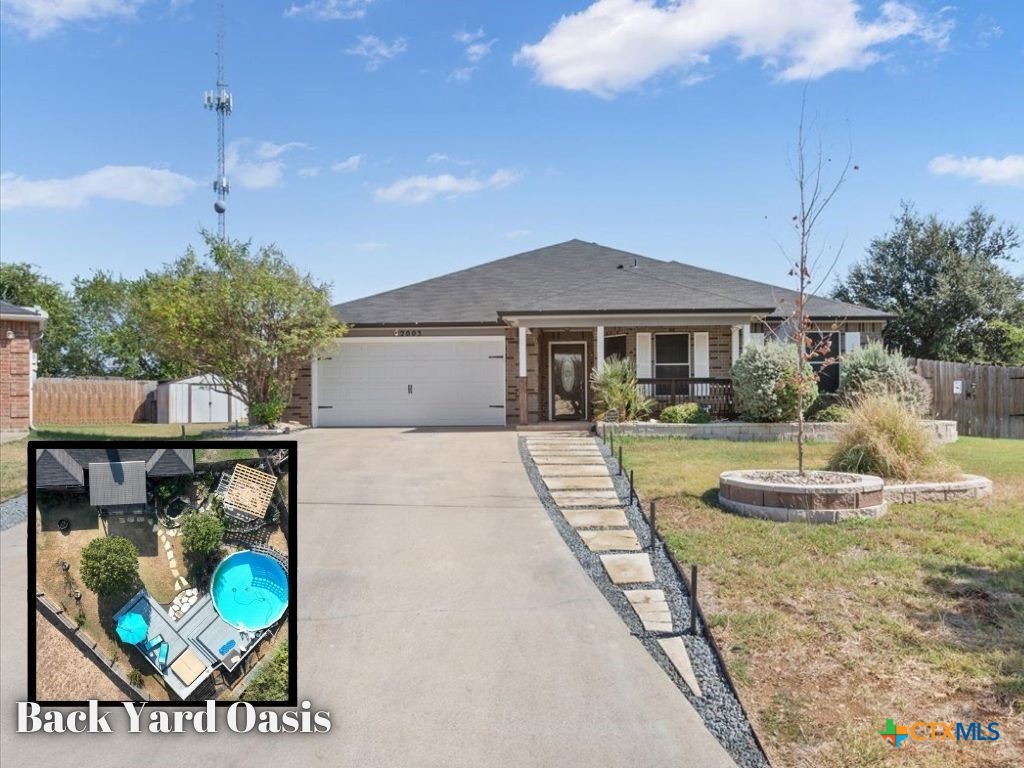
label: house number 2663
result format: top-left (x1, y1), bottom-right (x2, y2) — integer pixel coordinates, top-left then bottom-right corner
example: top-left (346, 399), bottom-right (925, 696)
top-left (394, 329), bottom-right (423, 337)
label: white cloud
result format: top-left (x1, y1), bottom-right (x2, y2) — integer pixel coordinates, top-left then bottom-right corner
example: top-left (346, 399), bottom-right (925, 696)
top-left (427, 153), bottom-right (474, 166)
top-left (254, 141), bottom-right (311, 160)
top-left (297, 167), bottom-right (321, 177)
top-left (0, 165), bottom-right (196, 210)
top-left (450, 26), bottom-right (495, 81)
top-left (928, 154), bottom-right (1024, 187)
top-left (1, 0), bottom-right (145, 38)
top-left (448, 66), bottom-right (477, 82)
top-left (226, 139), bottom-right (306, 189)
top-left (354, 240), bottom-right (386, 251)
top-left (374, 169), bottom-right (521, 204)
top-left (505, 229), bottom-right (531, 239)
top-left (284, 0), bottom-right (374, 20)
top-left (516, 0), bottom-right (954, 98)
top-left (345, 35), bottom-right (407, 70)
top-left (332, 154), bottom-right (365, 173)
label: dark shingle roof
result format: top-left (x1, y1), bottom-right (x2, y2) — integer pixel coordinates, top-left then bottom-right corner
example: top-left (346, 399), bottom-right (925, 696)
top-left (35, 448), bottom-right (193, 490)
top-left (332, 240), bottom-right (888, 325)
top-left (0, 300), bottom-right (46, 318)
top-left (36, 449), bottom-right (85, 488)
top-left (88, 461), bottom-right (147, 507)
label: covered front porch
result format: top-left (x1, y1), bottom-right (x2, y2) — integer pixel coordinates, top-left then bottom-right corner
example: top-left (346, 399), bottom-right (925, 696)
top-left (503, 313), bottom-right (758, 425)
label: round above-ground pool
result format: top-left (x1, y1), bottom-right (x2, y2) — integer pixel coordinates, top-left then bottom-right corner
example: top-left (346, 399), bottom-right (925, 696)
top-left (211, 551), bottom-right (289, 631)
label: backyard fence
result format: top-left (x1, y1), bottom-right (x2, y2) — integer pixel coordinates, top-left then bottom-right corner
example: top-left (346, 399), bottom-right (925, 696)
top-left (34, 377), bottom-right (157, 425)
top-left (908, 359), bottom-right (1024, 439)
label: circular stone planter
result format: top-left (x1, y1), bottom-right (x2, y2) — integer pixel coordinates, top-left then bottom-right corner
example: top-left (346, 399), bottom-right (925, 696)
top-left (884, 474), bottom-right (993, 504)
top-left (719, 470), bottom-right (887, 523)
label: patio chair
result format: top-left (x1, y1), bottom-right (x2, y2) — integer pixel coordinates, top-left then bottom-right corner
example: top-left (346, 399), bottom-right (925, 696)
top-left (157, 642), bottom-right (169, 669)
top-left (140, 634), bottom-right (164, 652)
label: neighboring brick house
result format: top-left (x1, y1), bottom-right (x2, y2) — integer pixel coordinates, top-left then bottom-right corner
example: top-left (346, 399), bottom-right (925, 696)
top-left (0, 301), bottom-right (48, 431)
top-left (286, 240), bottom-right (889, 427)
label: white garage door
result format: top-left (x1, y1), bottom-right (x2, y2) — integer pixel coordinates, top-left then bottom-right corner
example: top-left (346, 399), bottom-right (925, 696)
top-left (315, 337), bottom-right (507, 427)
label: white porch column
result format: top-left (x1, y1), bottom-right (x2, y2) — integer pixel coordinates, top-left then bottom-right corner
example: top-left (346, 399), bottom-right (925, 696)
top-left (731, 325), bottom-right (742, 363)
top-left (740, 324), bottom-right (751, 353)
top-left (517, 326), bottom-right (529, 425)
top-left (518, 326), bottom-right (528, 377)
top-left (596, 325), bottom-right (605, 372)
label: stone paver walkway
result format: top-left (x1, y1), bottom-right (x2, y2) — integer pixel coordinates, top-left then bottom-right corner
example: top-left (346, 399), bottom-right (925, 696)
top-left (524, 432), bottom-right (704, 706)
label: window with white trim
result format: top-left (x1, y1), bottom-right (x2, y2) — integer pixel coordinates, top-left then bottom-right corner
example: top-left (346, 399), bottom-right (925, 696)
top-left (654, 334), bottom-right (690, 379)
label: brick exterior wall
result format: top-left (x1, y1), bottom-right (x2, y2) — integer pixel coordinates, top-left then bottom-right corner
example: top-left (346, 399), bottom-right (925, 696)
top-left (283, 320), bottom-right (886, 427)
top-left (0, 319), bottom-right (38, 430)
top-left (282, 364), bottom-right (312, 425)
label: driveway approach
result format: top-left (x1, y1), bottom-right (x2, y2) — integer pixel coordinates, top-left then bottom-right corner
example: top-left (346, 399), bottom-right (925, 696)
top-left (1, 429), bottom-right (735, 768)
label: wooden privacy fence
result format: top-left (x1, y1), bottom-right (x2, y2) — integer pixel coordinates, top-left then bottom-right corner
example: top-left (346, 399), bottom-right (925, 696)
top-left (34, 377), bottom-right (157, 425)
top-left (908, 359), bottom-right (1024, 439)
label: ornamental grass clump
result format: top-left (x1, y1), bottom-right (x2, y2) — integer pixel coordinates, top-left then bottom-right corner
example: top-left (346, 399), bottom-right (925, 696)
top-left (730, 341), bottom-right (818, 422)
top-left (828, 394), bottom-right (958, 481)
top-left (590, 357), bottom-right (654, 421)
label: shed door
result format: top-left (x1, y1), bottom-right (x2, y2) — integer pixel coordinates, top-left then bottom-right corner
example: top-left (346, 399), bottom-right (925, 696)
top-left (315, 337), bottom-right (506, 427)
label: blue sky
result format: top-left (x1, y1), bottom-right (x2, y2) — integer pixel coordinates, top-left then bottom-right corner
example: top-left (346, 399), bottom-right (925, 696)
top-left (1, 0), bottom-right (1021, 304)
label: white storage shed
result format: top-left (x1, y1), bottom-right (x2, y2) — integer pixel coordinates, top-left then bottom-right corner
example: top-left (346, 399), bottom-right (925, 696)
top-left (156, 375), bottom-right (248, 424)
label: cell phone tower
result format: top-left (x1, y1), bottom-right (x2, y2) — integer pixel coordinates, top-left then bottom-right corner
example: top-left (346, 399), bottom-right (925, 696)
top-left (203, 0), bottom-right (232, 239)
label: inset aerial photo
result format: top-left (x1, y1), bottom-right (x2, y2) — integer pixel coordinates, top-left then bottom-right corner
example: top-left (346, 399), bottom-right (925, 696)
top-left (31, 444), bottom-right (293, 703)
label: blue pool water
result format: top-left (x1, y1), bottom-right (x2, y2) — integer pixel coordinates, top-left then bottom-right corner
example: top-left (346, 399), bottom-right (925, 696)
top-left (211, 551), bottom-right (289, 631)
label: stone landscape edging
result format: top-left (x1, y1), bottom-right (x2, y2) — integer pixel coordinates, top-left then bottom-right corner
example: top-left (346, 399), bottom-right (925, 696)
top-left (599, 419), bottom-right (958, 444)
top-left (718, 470), bottom-right (888, 523)
top-left (884, 474), bottom-right (993, 504)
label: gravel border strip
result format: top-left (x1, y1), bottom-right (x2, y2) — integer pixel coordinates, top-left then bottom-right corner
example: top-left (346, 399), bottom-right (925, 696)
top-left (0, 493), bottom-right (27, 532)
top-left (519, 436), bottom-right (770, 768)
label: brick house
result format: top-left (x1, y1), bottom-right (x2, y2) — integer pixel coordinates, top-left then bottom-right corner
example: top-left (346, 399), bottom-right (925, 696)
top-left (284, 240), bottom-right (889, 427)
top-left (0, 300), bottom-right (47, 431)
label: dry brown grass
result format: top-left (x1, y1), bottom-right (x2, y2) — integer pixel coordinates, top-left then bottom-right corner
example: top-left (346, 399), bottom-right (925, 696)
top-left (35, 609), bottom-right (126, 701)
top-left (621, 436), bottom-right (1023, 768)
top-left (35, 502), bottom-right (183, 700)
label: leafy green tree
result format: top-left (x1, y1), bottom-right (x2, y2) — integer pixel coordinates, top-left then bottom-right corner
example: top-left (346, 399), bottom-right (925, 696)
top-left (70, 271), bottom-right (186, 379)
top-left (0, 262), bottom-right (80, 376)
top-left (135, 233), bottom-right (346, 424)
top-left (180, 513), bottom-right (225, 558)
top-left (834, 204), bottom-right (1024, 363)
top-left (79, 536), bottom-right (139, 596)
top-left (975, 320), bottom-right (1024, 366)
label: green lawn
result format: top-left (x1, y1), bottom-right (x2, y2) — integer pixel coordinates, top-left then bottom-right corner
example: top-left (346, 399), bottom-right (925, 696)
top-left (1, 423), bottom-right (233, 501)
top-left (618, 435), bottom-right (1023, 768)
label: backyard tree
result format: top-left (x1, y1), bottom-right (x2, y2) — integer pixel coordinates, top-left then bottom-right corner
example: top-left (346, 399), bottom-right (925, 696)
top-left (135, 233), bottom-right (346, 425)
top-left (70, 271), bottom-right (187, 379)
top-left (79, 536), bottom-right (139, 596)
top-left (834, 204), bottom-right (1024, 364)
top-left (0, 262), bottom-right (80, 376)
top-left (180, 513), bottom-right (225, 559)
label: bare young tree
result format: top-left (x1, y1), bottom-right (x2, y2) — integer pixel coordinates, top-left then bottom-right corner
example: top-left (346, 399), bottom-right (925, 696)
top-left (773, 93), bottom-right (854, 473)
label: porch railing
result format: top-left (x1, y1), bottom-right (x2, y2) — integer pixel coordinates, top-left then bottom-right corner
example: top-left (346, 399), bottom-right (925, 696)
top-left (636, 377), bottom-right (735, 419)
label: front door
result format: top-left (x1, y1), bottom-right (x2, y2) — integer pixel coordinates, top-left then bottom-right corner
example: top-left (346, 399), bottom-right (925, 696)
top-left (550, 343), bottom-right (587, 420)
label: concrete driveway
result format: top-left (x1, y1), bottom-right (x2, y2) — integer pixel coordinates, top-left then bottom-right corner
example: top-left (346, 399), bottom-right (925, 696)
top-left (1, 428), bottom-right (734, 767)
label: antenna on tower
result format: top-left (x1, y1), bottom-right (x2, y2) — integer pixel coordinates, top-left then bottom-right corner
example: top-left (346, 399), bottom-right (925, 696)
top-left (203, 0), bottom-right (232, 239)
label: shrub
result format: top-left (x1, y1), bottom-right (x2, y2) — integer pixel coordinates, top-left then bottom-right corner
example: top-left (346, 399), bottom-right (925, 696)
top-left (242, 640), bottom-right (290, 701)
top-left (249, 395), bottom-right (286, 426)
top-left (828, 395), bottom-right (958, 481)
top-left (659, 403), bottom-right (711, 423)
top-left (79, 536), bottom-right (139, 596)
top-left (128, 669), bottom-right (144, 688)
top-left (180, 512), bottom-right (225, 558)
top-left (590, 357), bottom-right (655, 421)
top-left (811, 404), bottom-right (850, 422)
top-left (840, 342), bottom-right (932, 416)
top-left (731, 341), bottom-right (818, 422)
